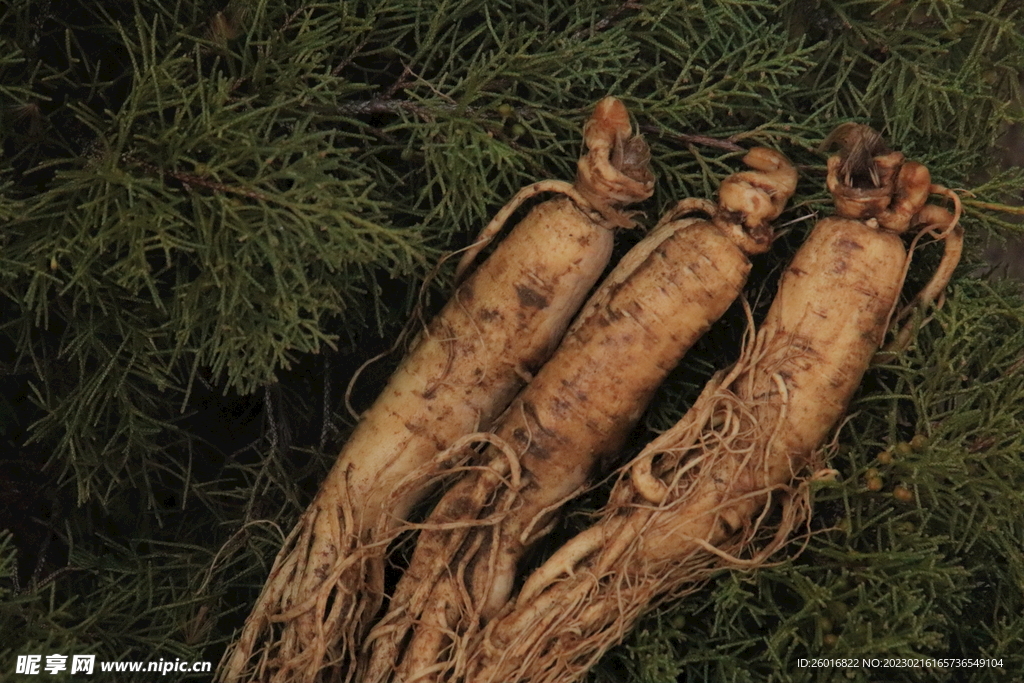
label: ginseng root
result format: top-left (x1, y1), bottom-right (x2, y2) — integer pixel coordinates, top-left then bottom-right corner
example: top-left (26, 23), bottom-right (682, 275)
top-left (466, 124), bottom-right (963, 683)
top-left (361, 149), bottom-right (798, 683)
top-left (217, 97), bottom-right (654, 683)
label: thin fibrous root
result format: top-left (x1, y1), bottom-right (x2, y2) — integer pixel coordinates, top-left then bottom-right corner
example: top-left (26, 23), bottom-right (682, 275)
top-left (877, 185), bottom-right (963, 359)
top-left (455, 180), bottom-right (585, 282)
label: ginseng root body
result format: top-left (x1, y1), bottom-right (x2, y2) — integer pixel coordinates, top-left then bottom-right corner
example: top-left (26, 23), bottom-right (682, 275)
top-left (217, 97), bottom-right (654, 683)
top-left (466, 125), bottom-right (963, 683)
top-left (362, 149), bottom-right (798, 683)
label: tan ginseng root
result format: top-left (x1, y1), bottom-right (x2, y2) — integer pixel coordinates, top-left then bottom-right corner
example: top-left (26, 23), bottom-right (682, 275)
top-left (361, 148), bottom-right (798, 683)
top-left (465, 124), bottom-right (964, 683)
top-left (217, 97), bottom-right (655, 683)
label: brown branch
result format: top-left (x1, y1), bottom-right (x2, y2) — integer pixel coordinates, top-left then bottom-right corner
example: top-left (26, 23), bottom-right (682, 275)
top-left (331, 31), bottom-right (376, 77)
top-left (571, 1), bottom-right (643, 40)
top-left (639, 124), bottom-right (746, 153)
top-left (332, 98), bottom-right (434, 120)
top-left (122, 154), bottom-right (271, 202)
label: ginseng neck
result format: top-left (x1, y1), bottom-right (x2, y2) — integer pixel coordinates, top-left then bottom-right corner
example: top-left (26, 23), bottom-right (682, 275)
top-left (712, 213), bottom-right (772, 255)
top-left (711, 148), bottom-right (796, 251)
top-left (574, 134), bottom-right (654, 228)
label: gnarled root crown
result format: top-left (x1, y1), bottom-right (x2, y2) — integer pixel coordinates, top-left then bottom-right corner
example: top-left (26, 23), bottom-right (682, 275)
top-left (713, 147), bottom-right (798, 254)
top-left (574, 97), bottom-right (655, 227)
top-left (822, 123), bottom-right (931, 234)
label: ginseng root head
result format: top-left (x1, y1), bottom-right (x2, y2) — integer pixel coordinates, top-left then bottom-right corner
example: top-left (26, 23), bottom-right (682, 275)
top-left (714, 147), bottom-right (798, 253)
top-left (819, 122), bottom-right (890, 188)
top-left (575, 97), bottom-right (655, 226)
top-left (822, 124), bottom-right (931, 233)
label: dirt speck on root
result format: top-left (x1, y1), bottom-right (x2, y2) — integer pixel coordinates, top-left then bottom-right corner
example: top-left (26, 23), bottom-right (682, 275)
top-left (515, 285), bottom-right (550, 309)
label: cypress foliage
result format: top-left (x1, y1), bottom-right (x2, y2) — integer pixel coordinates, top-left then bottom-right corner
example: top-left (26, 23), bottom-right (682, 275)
top-left (1, 0), bottom-right (1022, 680)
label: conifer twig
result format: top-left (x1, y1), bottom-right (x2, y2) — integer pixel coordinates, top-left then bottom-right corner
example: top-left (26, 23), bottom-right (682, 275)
top-left (331, 31), bottom-right (373, 77)
top-left (122, 154), bottom-right (271, 202)
top-left (640, 124), bottom-right (745, 153)
top-left (571, 1), bottom-right (643, 40)
top-left (964, 198), bottom-right (1024, 215)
